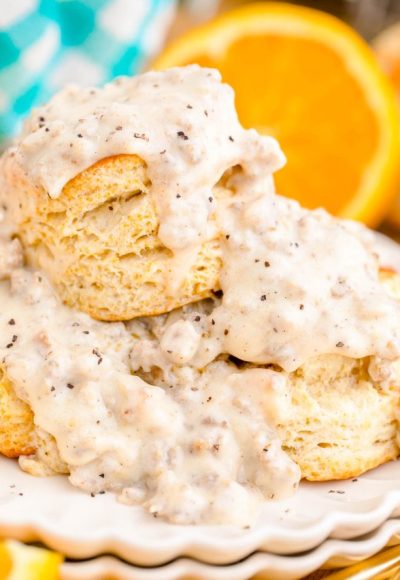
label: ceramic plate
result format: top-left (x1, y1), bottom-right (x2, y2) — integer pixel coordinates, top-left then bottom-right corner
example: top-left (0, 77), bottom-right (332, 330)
top-left (59, 518), bottom-right (400, 580)
top-left (2, 457), bottom-right (400, 565)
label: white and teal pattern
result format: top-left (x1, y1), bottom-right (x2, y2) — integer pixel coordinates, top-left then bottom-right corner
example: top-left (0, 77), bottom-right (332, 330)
top-left (0, 0), bottom-right (176, 139)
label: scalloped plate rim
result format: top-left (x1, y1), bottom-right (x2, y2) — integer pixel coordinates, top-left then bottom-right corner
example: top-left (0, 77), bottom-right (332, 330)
top-left (59, 518), bottom-right (400, 580)
top-left (2, 457), bottom-right (400, 565)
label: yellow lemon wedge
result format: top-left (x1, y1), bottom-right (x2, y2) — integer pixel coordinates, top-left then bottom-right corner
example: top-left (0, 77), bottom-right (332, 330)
top-left (0, 540), bottom-right (62, 580)
top-left (154, 2), bottom-right (400, 227)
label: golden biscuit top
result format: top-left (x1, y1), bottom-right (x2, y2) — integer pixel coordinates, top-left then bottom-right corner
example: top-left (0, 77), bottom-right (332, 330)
top-left (8, 65), bottom-right (284, 254)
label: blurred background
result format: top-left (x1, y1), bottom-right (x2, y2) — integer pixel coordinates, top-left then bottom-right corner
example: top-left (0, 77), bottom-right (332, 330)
top-left (175, 0), bottom-right (400, 39)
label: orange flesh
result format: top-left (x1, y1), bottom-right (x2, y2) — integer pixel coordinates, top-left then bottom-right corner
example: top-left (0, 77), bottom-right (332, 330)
top-left (182, 35), bottom-right (380, 214)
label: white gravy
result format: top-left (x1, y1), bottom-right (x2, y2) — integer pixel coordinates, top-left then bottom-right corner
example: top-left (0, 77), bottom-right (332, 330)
top-left (210, 194), bottom-right (400, 371)
top-left (0, 241), bottom-right (299, 525)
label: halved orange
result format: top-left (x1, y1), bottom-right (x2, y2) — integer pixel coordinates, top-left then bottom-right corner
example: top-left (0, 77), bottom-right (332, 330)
top-left (154, 2), bottom-right (400, 227)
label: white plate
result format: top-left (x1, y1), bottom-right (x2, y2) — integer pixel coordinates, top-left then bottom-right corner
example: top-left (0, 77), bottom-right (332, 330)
top-left (60, 519), bottom-right (400, 580)
top-left (2, 456), bottom-right (400, 566)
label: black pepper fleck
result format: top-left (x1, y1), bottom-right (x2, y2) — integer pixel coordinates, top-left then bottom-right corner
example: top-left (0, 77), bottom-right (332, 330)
top-left (66, 383), bottom-right (75, 389)
top-left (336, 341), bottom-right (344, 348)
top-left (299, 304), bottom-right (304, 310)
top-left (260, 295), bottom-right (267, 301)
top-left (8, 319), bottom-right (15, 325)
top-left (177, 130), bottom-right (189, 140)
top-left (264, 261), bottom-right (270, 268)
top-left (224, 329), bottom-right (229, 336)
top-left (92, 348), bottom-right (103, 365)
top-left (194, 316), bottom-right (201, 322)
top-left (77, 133), bottom-right (83, 138)
top-left (228, 136), bottom-right (234, 142)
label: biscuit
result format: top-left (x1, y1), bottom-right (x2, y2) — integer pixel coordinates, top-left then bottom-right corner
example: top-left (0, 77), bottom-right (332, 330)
top-left (4, 154), bottom-right (223, 321)
top-left (0, 366), bottom-right (35, 458)
top-left (279, 353), bottom-right (399, 480)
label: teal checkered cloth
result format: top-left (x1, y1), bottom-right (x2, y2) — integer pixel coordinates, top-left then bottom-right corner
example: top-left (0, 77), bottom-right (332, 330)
top-left (0, 0), bottom-right (176, 140)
